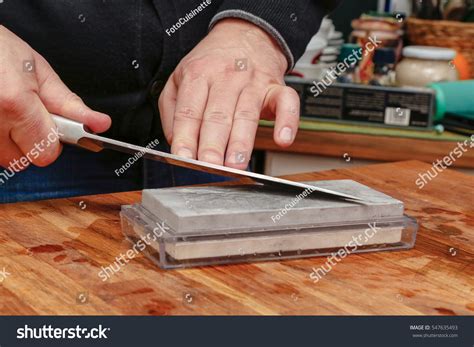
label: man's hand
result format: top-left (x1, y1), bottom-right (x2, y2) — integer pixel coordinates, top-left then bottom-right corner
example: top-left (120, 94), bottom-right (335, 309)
top-left (159, 19), bottom-right (300, 169)
top-left (0, 26), bottom-right (111, 170)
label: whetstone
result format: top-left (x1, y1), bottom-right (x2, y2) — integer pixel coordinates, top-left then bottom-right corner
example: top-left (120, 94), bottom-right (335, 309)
top-left (120, 180), bottom-right (411, 262)
top-left (141, 180), bottom-right (404, 233)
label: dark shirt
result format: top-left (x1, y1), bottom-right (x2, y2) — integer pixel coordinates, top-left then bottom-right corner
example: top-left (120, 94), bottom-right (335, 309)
top-left (0, 0), bottom-right (340, 145)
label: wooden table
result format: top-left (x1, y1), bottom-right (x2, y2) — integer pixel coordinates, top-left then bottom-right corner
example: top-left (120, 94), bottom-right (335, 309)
top-left (0, 161), bottom-right (472, 315)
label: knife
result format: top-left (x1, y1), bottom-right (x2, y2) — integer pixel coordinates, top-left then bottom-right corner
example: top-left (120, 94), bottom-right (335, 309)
top-left (51, 115), bottom-right (365, 202)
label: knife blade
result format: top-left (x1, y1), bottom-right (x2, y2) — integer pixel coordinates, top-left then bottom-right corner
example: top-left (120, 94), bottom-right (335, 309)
top-left (51, 115), bottom-right (365, 202)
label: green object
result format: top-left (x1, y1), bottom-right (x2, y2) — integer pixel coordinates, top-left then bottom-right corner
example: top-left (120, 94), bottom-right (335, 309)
top-left (428, 80), bottom-right (474, 122)
top-left (338, 44), bottom-right (362, 63)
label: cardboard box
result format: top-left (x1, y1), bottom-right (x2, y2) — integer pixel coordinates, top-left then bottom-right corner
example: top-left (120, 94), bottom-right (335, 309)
top-left (286, 77), bottom-right (436, 129)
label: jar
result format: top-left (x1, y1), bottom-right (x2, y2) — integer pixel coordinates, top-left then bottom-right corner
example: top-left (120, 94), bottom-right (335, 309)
top-left (370, 48), bottom-right (397, 86)
top-left (350, 29), bottom-right (404, 83)
top-left (396, 46), bottom-right (458, 87)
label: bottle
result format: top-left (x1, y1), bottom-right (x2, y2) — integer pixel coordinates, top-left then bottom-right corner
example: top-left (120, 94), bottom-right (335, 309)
top-left (428, 80), bottom-right (474, 121)
top-left (370, 48), bottom-right (397, 86)
top-left (336, 44), bottom-right (362, 84)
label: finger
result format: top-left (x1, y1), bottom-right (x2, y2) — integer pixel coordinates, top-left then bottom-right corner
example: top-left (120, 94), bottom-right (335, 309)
top-left (158, 75), bottom-right (178, 144)
top-left (10, 92), bottom-right (63, 167)
top-left (263, 85), bottom-right (300, 147)
top-left (225, 86), bottom-right (265, 169)
top-left (0, 140), bottom-right (27, 170)
top-left (170, 74), bottom-right (209, 159)
top-left (34, 53), bottom-right (111, 133)
top-left (198, 82), bottom-right (241, 165)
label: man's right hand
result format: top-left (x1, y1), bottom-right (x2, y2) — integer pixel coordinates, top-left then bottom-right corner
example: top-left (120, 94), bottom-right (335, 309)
top-left (0, 26), bottom-right (111, 170)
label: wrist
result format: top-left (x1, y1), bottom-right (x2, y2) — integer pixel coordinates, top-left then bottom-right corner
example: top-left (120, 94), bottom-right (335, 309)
top-left (210, 18), bottom-right (288, 74)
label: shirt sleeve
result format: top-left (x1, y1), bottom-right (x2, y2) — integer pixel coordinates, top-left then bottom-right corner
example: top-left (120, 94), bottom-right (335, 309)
top-left (208, 0), bottom-right (342, 71)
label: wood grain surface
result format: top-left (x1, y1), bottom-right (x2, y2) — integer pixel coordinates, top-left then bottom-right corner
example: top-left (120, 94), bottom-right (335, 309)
top-left (0, 161), bottom-right (472, 315)
top-left (255, 126), bottom-right (474, 169)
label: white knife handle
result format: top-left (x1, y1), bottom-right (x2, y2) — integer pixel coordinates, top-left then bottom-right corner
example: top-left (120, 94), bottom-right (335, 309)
top-left (51, 114), bottom-right (104, 152)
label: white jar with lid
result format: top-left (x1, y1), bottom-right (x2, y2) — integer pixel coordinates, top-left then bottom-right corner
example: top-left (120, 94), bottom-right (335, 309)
top-left (396, 46), bottom-right (458, 87)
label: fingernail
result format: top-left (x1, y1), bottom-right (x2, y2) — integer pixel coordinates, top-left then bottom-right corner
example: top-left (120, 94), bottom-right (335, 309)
top-left (279, 127), bottom-right (293, 143)
top-left (177, 148), bottom-right (194, 159)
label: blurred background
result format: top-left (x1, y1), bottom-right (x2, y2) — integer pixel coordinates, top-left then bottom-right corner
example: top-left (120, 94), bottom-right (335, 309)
top-left (253, 0), bottom-right (474, 177)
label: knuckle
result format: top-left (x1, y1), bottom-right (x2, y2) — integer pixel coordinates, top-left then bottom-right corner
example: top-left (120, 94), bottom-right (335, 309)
top-left (284, 86), bottom-right (300, 99)
top-left (0, 87), bottom-right (23, 114)
top-left (37, 68), bottom-right (59, 91)
top-left (216, 68), bottom-right (237, 83)
top-left (234, 109), bottom-right (260, 123)
top-left (204, 110), bottom-right (232, 126)
top-left (64, 92), bottom-right (83, 106)
top-left (198, 146), bottom-right (225, 161)
top-left (172, 136), bottom-right (195, 148)
top-left (228, 140), bottom-right (252, 152)
top-left (184, 60), bottom-right (208, 77)
top-left (171, 140), bottom-right (197, 157)
top-left (14, 111), bottom-right (42, 132)
top-left (174, 106), bottom-right (202, 122)
top-left (176, 82), bottom-right (195, 98)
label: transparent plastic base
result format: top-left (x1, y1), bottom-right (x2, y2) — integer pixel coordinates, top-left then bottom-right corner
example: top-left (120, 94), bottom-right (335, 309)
top-left (120, 204), bottom-right (418, 270)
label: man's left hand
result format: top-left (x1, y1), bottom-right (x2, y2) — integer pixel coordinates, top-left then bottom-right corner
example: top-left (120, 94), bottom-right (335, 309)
top-left (159, 18), bottom-right (300, 169)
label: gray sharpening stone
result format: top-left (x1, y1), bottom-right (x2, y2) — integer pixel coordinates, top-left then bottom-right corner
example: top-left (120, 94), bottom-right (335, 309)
top-left (141, 180), bottom-right (404, 234)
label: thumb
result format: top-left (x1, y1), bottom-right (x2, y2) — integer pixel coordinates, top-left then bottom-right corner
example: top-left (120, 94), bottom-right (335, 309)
top-left (34, 52), bottom-right (111, 133)
top-left (262, 85), bottom-right (300, 147)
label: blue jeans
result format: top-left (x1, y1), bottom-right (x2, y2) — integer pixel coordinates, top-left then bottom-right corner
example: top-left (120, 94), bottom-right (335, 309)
top-left (0, 144), bottom-right (232, 204)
